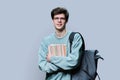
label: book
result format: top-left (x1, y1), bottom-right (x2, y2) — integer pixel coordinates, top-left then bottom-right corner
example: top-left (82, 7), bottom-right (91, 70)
top-left (48, 44), bottom-right (66, 56)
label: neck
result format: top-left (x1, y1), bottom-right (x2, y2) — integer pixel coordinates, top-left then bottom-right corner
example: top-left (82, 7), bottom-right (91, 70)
top-left (55, 29), bottom-right (67, 38)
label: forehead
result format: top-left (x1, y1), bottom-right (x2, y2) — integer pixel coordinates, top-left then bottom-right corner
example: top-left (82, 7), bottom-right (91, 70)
top-left (54, 13), bottom-right (65, 18)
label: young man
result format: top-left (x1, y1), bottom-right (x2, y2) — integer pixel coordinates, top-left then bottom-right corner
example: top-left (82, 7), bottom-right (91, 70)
top-left (38, 7), bottom-right (84, 80)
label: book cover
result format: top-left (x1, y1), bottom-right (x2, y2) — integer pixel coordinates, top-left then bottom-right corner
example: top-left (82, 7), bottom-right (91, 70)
top-left (48, 44), bottom-right (66, 56)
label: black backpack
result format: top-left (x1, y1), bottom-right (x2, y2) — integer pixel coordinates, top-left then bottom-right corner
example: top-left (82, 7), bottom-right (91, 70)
top-left (69, 32), bottom-right (104, 80)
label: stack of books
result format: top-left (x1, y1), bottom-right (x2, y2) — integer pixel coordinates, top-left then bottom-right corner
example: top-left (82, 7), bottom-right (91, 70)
top-left (48, 44), bottom-right (66, 56)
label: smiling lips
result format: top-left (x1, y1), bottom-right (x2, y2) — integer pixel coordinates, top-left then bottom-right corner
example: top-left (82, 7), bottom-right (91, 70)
top-left (57, 24), bottom-right (62, 26)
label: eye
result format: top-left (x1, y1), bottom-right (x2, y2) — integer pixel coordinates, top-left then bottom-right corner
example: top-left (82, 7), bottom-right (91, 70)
top-left (54, 17), bottom-right (65, 20)
top-left (54, 17), bottom-right (59, 20)
top-left (60, 18), bottom-right (65, 20)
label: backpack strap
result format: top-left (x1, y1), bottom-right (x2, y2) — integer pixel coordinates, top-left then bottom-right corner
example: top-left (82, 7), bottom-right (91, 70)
top-left (69, 32), bottom-right (76, 53)
top-left (69, 32), bottom-right (85, 53)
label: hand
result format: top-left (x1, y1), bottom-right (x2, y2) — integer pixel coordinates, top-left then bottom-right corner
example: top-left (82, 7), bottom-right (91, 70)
top-left (46, 53), bottom-right (52, 62)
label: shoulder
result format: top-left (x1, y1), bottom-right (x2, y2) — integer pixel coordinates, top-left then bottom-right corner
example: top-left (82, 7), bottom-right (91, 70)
top-left (41, 33), bottom-right (54, 44)
top-left (71, 32), bottom-right (82, 40)
top-left (71, 32), bottom-right (84, 45)
top-left (44, 33), bottom-right (54, 40)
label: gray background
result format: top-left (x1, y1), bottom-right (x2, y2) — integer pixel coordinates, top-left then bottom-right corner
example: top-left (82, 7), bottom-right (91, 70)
top-left (0, 0), bottom-right (120, 80)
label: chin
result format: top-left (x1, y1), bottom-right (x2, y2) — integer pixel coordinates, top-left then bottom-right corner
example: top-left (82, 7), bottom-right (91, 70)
top-left (56, 26), bottom-right (62, 29)
top-left (57, 27), bottom-right (62, 29)
top-left (56, 27), bottom-right (65, 31)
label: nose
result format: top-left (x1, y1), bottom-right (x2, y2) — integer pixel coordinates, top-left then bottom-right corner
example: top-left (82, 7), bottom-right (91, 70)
top-left (58, 18), bottom-right (62, 22)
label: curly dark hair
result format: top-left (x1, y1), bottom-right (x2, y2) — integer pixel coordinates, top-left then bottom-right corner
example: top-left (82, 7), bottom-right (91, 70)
top-left (51, 7), bottom-right (69, 22)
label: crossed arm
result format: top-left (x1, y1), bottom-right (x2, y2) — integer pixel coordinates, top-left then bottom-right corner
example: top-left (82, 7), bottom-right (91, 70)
top-left (38, 34), bottom-right (83, 73)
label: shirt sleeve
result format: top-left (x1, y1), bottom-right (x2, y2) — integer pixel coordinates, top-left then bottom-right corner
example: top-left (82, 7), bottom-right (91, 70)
top-left (50, 33), bottom-right (84, 70)
top-left (38, 40), bottom-right (61, 73)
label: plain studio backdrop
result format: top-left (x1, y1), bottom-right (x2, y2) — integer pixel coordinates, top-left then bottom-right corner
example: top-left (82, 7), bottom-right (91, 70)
top-left (0, 0), bottom-right (120, 80)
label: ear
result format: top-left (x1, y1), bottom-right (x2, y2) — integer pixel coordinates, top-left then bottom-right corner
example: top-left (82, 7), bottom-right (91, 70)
top-left (52, 19), bottom-right (54, 23)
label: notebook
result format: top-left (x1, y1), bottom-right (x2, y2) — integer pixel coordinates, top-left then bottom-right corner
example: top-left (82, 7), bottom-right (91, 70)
top-left (48, 44), bottom-right (66, 56)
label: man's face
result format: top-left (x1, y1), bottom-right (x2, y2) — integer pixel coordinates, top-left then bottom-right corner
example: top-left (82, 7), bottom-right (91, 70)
top-left (52, 13), bottom-right (67, 31)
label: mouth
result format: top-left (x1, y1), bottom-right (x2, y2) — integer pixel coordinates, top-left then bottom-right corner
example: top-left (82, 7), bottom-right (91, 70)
top-left (57, 24), bottom-right (62, 26)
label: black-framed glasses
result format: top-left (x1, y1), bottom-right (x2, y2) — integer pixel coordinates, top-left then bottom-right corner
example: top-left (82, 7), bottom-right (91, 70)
top-left (54, 17), bottom-right (66, 21)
